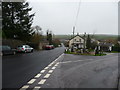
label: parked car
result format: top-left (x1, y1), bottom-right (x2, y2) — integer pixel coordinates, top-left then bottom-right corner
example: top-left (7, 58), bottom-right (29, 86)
top-left (45, 45), bottom-right (54, 50)
top-left (0, 45), bottom-right (16, 56)
top-left (16, 45), bottom-right (33, 53)
top-left (58, 45), bottom-right (61, 47)
top-left (50, 45), bottom-right (54, 49)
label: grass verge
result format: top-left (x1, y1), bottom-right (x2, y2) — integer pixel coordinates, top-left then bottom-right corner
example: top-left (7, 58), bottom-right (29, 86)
top-left (65, 51), bottom-right (106, 56)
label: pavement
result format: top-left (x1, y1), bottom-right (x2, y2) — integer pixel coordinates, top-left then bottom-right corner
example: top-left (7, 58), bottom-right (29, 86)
top-left (19, 53), bottom-right (119, 89)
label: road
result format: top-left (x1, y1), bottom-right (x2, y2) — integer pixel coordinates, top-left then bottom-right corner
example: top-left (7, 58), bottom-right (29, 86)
top-left (19, 53), bottom-right (119, 89)
top-left (44, 53), bottom-right (118, 88)
top-left (2, 47), bottom-right (119, 89)
top-left (2, 46), bottom-right (65, 89)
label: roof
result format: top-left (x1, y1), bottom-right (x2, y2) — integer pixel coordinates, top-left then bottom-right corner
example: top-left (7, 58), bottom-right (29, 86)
top-left (118, 41), bottom-right (120, 44)
top-left (99, 42), bottom-right (113, 46)
top-left (69, 35), bottom-right (84, 40)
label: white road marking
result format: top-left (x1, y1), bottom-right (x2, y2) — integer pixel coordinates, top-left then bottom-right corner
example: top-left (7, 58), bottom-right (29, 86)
top-left (44, 74), bottom-right (51, 78)
top-left (54, 59), bottom-right (57, 61)
top-left (61, 60), bottom-right (83, 64)
top-left (57, 62), bottom-right (60, 64)
top-left (20, 85), bottom-right (29, 89)
top-left (48, 65), bottom-right (51, 67)
top-left (54, 64), bottom-right (58, 67)
top-left (27, 79), bottom-right (36, 84)
top-left (38, 79), bottom-right (46, 84)
top-left (73, 56), bottom-right (118, 69)
top-left (40, 70), bottom-right (45, 73)
top-left (33, 86), bottom-right (41, 90)
top-left (35, 74), bottom-right (41, 78)
top-left (52, 67), bottom-right (56, 69)
top-left (58, 53), bottom-right (64, 59)
top-left (50, 62), bottom-right (54, 65)
top-left (53, 53), bottom-right (64, 62)
top-left (20, 53), bottom-right (64, 89)
top-left (34, 86), bottom-right (41, 88)
top-left (52, 61), bottom-right (55, 63)
top-left (47, 53), bottom-right (64, 67)
top-left (44, 67), bottom-right (49, 70)
top-left (48, 70), bottom-right (53, 73)
top-left (49, 62), bottom-right (54, 65)
top-left (54, 62), bottom-right (60, 67)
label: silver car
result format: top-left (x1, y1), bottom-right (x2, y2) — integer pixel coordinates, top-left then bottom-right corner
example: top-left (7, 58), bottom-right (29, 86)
top-left (16, 45), bottom-right (33, 53)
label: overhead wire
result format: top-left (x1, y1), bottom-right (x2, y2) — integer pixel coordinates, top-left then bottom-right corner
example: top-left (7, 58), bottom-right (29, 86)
top-left (72, 0), bottom-right (81, 41)
top-left (73, 0), bottom-right (81, 37)
top-left (74, 0), bottom-right (81, 27)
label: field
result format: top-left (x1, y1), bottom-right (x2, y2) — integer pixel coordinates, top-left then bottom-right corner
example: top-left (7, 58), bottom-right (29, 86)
top-left (54, 34), bottom-right (118, 40)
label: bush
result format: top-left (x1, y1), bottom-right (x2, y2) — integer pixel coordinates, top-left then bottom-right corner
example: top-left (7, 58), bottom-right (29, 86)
top-left (2, 39), bottom-right (24, 48)
top-left (112, 43), bottom-right (120, 52)
top-left (52, 39), bottom-right (61, 47)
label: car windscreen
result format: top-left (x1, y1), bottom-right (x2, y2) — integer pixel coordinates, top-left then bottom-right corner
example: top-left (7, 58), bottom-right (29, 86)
top-left (17, 46), bottom-right (23, 47)
top-left (2, 46), bottom-right (11, 50)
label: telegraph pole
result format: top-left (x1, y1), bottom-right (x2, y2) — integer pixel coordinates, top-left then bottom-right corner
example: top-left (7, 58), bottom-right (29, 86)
top-left (71, 26), bottom-right (75, 52)
top-left (83, 32), bottom-right (86, 52)
top-left (71, 0), bottom-right (81, 52)
top-left (73, 26), bottom-right (75, 38)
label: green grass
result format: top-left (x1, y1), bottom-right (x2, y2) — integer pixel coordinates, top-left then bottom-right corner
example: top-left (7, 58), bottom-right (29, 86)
top-left (64, 51), bottom-right (77, 54)
top-left (94, 53), bottom-right (106, 56)
top-left (111, 51), bottom-right (120, 53)
top-left (65, 51), bottom-right (106, 56)
top-left (80, 53), bottom-right (106, 56)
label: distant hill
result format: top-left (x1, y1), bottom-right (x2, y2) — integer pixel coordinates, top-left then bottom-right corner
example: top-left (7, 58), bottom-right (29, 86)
top-left (91, 34), bottom-right (118, 40)
top-left (54, 34), bottom-right (118, 40)
top-left (54, 35), bottom-right (72, 40)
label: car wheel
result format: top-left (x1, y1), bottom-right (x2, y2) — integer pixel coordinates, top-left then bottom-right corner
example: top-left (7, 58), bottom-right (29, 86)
top-left (24, 50), bottom-right (27, 53)
top-left (31, 49), bottom-right (33, 52)
top-left (13, 51), bottom-right (16, 55)
top-left (0, 52), bottom-right (3, 56)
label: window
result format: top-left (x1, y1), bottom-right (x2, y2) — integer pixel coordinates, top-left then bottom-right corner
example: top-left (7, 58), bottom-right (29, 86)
top-left (79, 39), bottom-right (81, 42)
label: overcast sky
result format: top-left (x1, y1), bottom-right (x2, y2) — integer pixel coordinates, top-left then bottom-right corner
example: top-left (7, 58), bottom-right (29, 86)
top-left (27, 0), bottom-right (118, 35)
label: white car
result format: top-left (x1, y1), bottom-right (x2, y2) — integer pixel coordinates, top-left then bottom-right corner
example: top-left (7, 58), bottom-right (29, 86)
top-left (16, 45), bottom-right (33, 53)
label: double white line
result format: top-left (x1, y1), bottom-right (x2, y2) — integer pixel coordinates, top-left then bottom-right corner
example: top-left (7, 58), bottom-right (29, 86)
top-left (20, 53), bottom-right (64, 90)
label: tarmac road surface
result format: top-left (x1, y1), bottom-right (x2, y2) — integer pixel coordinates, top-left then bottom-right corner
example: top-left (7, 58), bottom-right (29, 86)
top-left (2, 46), bottom-right (65, 89)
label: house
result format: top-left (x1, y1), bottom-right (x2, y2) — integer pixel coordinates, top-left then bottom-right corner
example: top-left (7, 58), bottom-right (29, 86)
top-left (98, 42), bottom-right (114, 51)
top-left (69, 35), bottom-right (85, 49)
top-left (118, 41), bottom-right (120, 45)
top-left (91, 38), bottom-right (100, 45)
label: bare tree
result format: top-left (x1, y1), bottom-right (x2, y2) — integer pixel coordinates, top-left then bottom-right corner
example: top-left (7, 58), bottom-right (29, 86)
top-left (46, 30), bottom-right (52, 45)
top-left (31, 25), bottom-right (42, 35)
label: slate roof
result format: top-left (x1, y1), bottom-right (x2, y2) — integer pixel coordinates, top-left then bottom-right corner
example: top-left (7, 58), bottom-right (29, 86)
top-left (69, 35), bottom-right (84, 40)
top-left (99, 42), bottom-right (113, 46)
